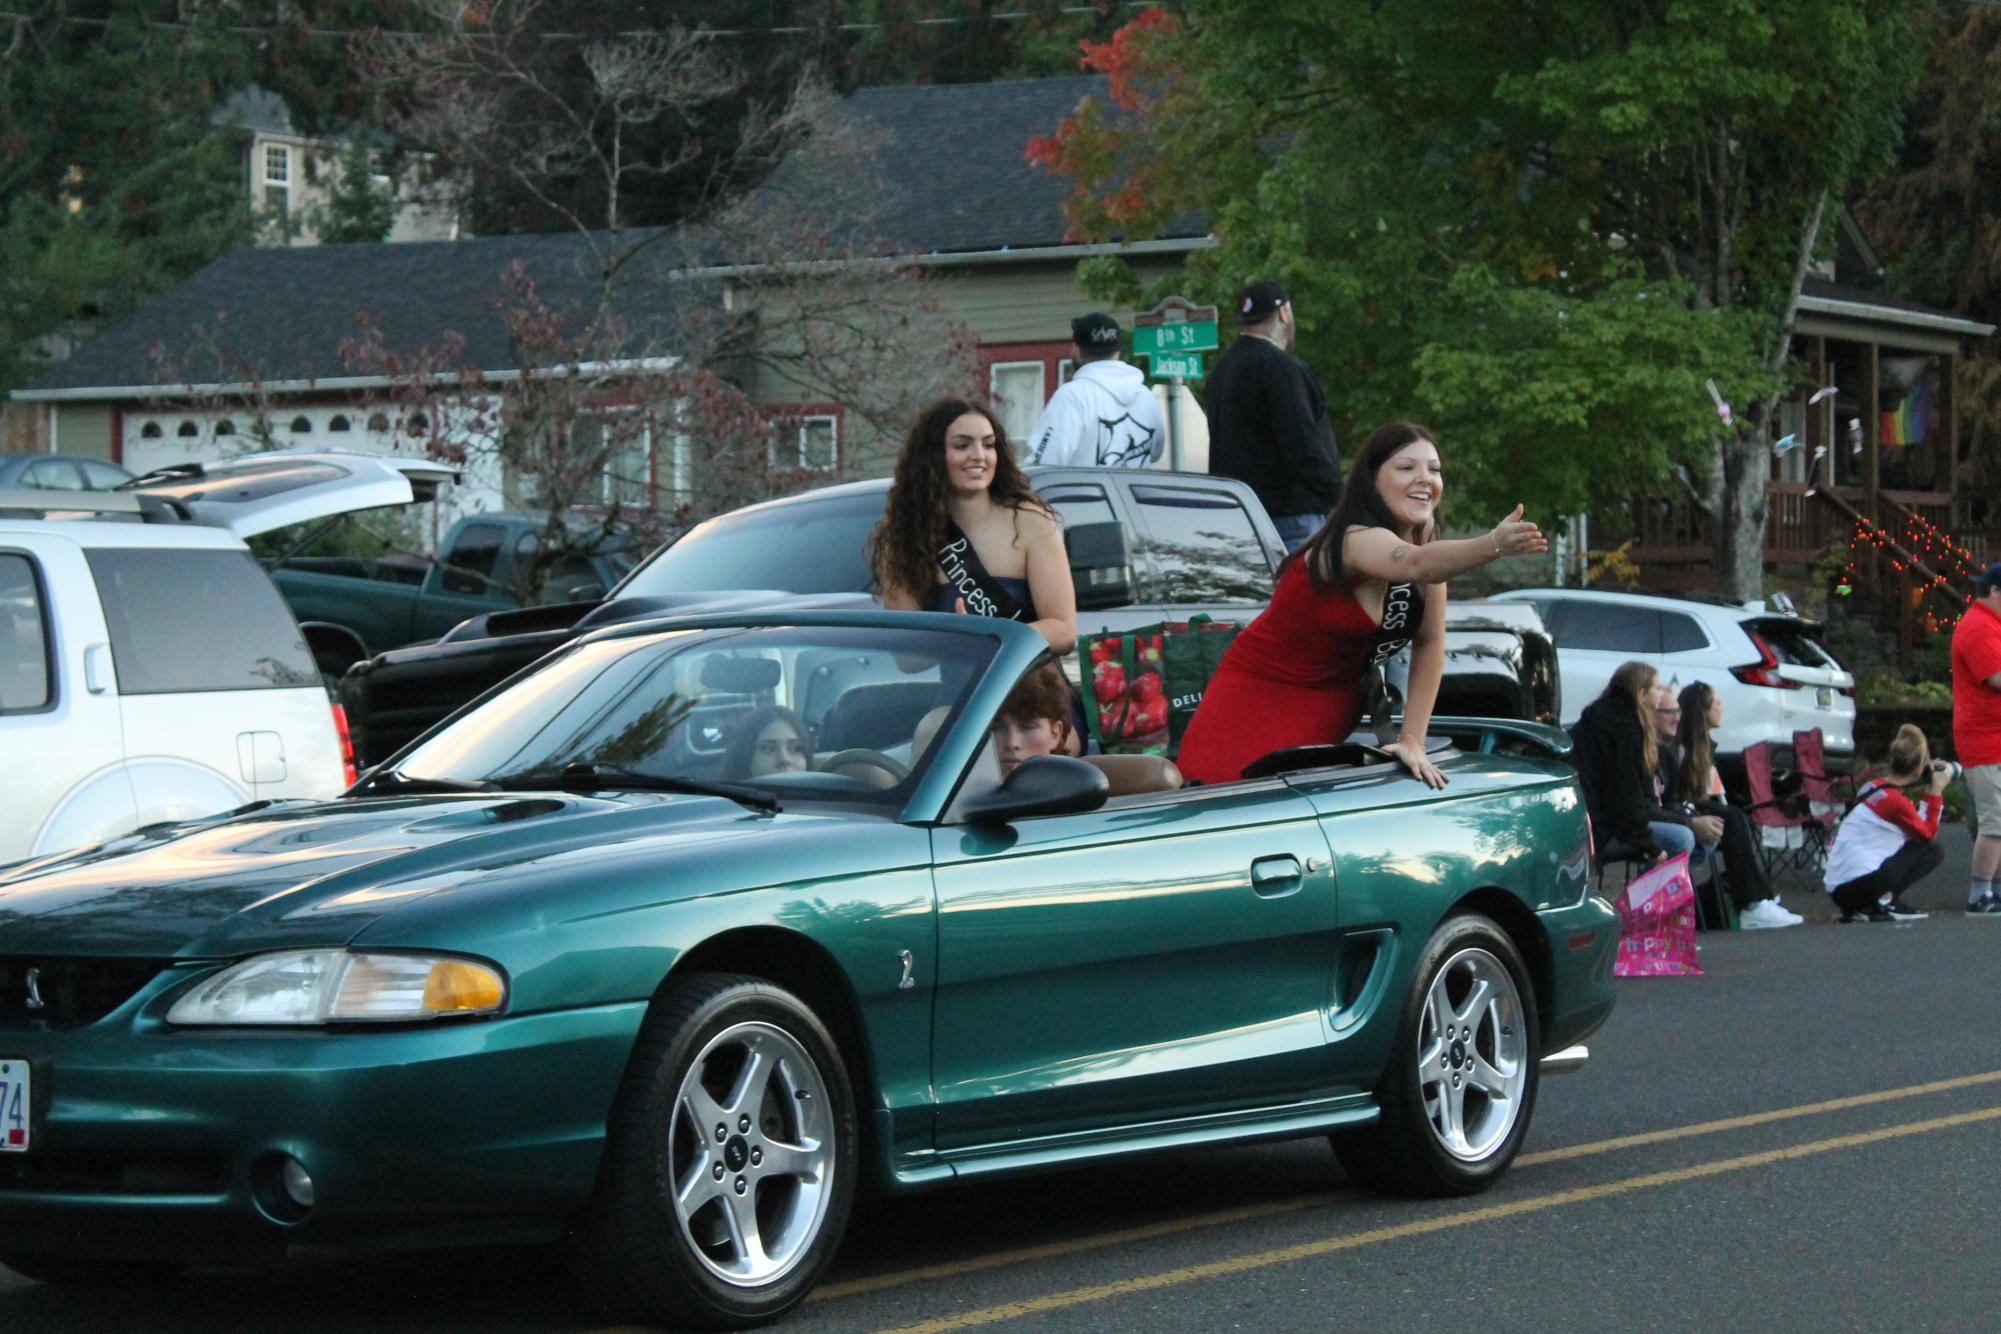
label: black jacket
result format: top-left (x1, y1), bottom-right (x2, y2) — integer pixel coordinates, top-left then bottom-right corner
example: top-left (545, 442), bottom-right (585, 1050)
top-left (1569, 696), bottom-right (1689, 859)
top-left (1203, 334), bottom-right (1343, 517)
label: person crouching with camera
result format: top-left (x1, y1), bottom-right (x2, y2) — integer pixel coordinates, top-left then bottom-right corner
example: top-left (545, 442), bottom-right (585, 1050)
top-left (1823, 724), bottom-right (1952, 924)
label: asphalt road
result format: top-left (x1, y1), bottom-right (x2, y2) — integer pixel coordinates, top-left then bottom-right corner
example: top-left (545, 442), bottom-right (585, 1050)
top-left (4, 832), bottom-right (1998, 1332)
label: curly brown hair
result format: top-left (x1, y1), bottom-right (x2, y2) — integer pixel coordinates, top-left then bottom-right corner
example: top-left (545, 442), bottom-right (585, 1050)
top-left (868, 398), bottom-right (1048, 602)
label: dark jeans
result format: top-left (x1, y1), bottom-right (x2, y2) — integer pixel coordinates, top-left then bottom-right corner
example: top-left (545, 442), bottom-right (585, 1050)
top-left (1272, 513), bottom-right (1322, 553)
top-left (1829, 839), bottom-right (1945, 915)
top-left (1706, 801), bottom-right (1772, 910)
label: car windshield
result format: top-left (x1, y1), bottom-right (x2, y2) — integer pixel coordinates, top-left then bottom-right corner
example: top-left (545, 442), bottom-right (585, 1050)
top-left (619, 492), bottom-right (880, 598)
top-left (389, 623), bottom-right (995, 807)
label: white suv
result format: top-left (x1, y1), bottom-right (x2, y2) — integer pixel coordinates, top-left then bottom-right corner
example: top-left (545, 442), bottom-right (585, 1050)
top-left (1489, 587), bottom-right (1856, 756)
top-left (0, 451), bottom-right (454, 866)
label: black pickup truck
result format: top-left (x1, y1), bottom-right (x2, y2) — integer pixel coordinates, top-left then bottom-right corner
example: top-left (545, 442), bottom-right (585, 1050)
top-left (341, 468), bottom-right (1560, 766)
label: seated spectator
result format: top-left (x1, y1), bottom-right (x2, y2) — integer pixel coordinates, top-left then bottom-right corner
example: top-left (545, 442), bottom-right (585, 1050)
top-left (1569, 661), bottom-right (1696, 866)
top-left (1824, 724), bottom-right (1948, 923)
top-left (1668, 681), bottom-right (1802, 929)
top-left (723, 705), bottom-right (813, 780)
top-left (992, 664), bottom-right (1078, 776)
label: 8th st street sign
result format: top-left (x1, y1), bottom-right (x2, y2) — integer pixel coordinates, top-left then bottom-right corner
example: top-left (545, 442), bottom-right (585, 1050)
top-left (1132, 297), bottom-right (1220, 359)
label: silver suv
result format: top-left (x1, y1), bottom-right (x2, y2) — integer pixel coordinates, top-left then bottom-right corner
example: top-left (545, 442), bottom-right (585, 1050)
top-left (1489, 587), bottom-right (1856, 755)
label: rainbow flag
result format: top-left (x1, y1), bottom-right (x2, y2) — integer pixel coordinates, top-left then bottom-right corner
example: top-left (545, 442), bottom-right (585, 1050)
top-left (1881, 375), bottom-right (1929, 446)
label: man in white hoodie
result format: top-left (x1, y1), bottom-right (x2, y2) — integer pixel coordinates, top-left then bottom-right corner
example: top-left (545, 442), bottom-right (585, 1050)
top-left (1023, 313), bottom-right (1165, 468)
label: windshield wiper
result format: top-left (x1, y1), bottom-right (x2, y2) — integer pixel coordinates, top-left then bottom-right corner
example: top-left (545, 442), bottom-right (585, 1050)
top-left (354, 770), bottom-right (500, 795)
top-left (490, 763), bottom-right (780, 813)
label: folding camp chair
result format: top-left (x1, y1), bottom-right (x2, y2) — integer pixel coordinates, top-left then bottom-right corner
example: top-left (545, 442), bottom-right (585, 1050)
top-left (1743, 740), bottom-right (1816, 882)
top-left (1792, 727), bottom-right (1854, 867)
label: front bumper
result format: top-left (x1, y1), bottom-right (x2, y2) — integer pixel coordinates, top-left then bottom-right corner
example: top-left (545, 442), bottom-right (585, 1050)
top-left (0, 999), bottom-right (647, 1263)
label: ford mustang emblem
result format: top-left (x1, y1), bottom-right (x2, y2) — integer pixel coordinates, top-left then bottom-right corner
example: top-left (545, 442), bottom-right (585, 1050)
top-left (23, 967), bottom-right (44, 1012)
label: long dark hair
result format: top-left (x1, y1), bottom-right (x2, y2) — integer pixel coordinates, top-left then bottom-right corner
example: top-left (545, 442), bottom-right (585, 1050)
top-left (1284, 420), bottom-right (1440, 590)
top-left (1676, 680), bottom-right (1716, 800)
top-left (867, 398), bottom-right (1046, 600)
top-left (723, 704), bottom-right (810, 781)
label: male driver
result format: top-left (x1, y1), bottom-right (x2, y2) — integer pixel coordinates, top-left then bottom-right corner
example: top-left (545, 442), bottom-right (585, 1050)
top-left (1954, 561), bottom-right (2001, 914)
top-left (1022, 313), bottom-right (1165, 468)
top-left (1203, 279), bottom-right (1343, 551)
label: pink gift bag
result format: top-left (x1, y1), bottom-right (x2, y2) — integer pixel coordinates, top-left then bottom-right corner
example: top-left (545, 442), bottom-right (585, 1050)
top-left (1611, 852), bottom-right (1703, 977)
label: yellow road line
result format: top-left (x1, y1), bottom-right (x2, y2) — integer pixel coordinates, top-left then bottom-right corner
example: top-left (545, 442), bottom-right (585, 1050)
top-left (1516, 1066), bottom-right (2001, 1166)
top-left (815, 1192), bottom-right (1351, 1301)
top-left (819, 1067), bottom-right (2001, 1302)
top-left (874, 1102), bottom-right (2001, 1333)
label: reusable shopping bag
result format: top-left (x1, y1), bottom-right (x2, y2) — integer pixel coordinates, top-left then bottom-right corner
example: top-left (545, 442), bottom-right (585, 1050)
top-left (1610, 852), bottom-right (1704, 977)
top-left (1081, 618), bottom-right (1242, 755)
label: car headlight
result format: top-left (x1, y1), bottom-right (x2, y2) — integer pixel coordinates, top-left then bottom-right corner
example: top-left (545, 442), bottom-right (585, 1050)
top-left (166, 950), bottom-right (507, 1026)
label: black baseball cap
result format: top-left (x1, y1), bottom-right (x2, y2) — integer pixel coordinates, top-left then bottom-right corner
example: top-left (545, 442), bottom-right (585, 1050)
top-left (1071, 312), bottom-right (1122, 349)
top-left (1236, 280), bottom-right (1288, 321)
top-left (1974, 561), bottom-right (2001, 594)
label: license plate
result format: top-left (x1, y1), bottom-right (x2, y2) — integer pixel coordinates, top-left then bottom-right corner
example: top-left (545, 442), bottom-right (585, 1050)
top-left (0, 1060), bottom-right (27, 1151)
top-left (1816, 686), bottom-right (1833, 708)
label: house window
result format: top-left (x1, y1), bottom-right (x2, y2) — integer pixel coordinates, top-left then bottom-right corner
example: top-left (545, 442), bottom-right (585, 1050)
top-left (574, 410), bottom-right (653, 508)
top-left (263, 144), bottom-right (290, 216)
top-left (176, 421), bottom-right (199, 438)
top-left (328, 414), bottom-right (351, 432)
top-left (139, 421), bottom-right (163, 439)
top-left (769, 415), bottom-right (838, 472)
top-left (406, 412), bottom-right (429, 437)
top-left (289, 415), bottom-right (312, 434)
top-left (988, 361), bottom-right (1046, 446)
top-left (214, 420), bottom-right (236, 436)
top-left (367, 412), bottom-right (391, 433)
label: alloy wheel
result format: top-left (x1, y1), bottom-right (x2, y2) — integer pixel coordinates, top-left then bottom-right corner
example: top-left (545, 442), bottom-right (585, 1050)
top-left (668, 1019), bottom-right (835, 1287)
top-left (1416, 946), bottom-right (1529, 1161)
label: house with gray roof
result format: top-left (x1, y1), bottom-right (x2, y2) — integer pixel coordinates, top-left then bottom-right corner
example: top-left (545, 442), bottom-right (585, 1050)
top-left (13, 71), bottom-right (1987, 580)
top-left (9, 74), bottom-right (1210, 504)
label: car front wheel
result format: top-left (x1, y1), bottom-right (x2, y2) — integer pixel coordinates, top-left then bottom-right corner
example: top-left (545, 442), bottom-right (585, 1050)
top-left (567, 973), bottom-right (858, 1329)
top-left (1333, 913), bottom-right (1540, 1196)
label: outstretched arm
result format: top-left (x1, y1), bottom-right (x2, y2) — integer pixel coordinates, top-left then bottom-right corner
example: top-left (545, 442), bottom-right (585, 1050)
top-left (1343, 505), bottom-right (1547, 585)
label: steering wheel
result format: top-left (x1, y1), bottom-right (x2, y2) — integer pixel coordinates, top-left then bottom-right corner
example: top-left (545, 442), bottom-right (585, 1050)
top-left (1240, 742), bottom-right (1392, 781)
top-left (815, 748), bottom-right (910, 789)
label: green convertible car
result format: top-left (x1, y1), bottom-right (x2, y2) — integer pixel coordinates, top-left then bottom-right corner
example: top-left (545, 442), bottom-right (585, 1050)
top-left (0, 611), bottom-right (1616, 1327)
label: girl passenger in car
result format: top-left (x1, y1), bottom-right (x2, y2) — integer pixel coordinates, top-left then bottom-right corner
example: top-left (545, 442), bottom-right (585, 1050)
top-left (1175, 421), bottom-right (1546, 787)
top-left (723, 705), bottom-right (813, 780)
top-left (870, 398), bottom-right (1077, 655)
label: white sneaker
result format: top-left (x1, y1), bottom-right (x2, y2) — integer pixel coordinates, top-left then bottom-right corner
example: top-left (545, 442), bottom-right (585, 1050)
top-left (1740, 899), bottom-right (1803, 930)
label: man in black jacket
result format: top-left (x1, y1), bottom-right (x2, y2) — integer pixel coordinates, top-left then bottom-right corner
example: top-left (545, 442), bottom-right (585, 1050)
top-left (1204, 280), bottom-right (1343, 551)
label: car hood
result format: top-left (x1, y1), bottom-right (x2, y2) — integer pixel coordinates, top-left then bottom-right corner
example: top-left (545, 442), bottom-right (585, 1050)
top-left (0, 792), bottom-right (773, 958)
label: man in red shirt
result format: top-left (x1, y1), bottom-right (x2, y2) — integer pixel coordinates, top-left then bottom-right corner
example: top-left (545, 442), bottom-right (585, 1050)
top-left (1953, 562), bottom-right (2001, 914)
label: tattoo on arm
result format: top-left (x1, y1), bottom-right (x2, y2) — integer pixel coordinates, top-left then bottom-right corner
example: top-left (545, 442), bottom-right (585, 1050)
top-left (1389, 544), bottom-right (1408, 564)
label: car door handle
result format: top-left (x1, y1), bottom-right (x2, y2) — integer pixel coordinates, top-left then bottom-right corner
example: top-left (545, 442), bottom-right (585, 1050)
top-left (1250, 855), bottom-right (1303, 898)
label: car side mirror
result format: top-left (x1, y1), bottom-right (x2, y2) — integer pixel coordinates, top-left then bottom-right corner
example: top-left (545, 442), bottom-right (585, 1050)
top-left (1065, 521), bottom-right (1133, 611)
top-left (562, 580), bottom-right (606, 602)
top-left (961, 755), bottom-right (1109, 824)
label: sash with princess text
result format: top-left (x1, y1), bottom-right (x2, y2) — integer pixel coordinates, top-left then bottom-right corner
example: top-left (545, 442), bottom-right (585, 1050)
top-left (937, 522), bottom-right (1029, 621)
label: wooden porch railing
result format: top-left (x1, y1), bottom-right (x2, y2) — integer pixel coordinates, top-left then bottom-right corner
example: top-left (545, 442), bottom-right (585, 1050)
top-left (1620, 488), bottom-right (1989, 623)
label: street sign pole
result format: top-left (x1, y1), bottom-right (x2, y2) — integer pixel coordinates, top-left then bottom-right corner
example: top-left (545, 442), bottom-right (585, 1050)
top-left (1133, 297), bottom-right (1219, 474)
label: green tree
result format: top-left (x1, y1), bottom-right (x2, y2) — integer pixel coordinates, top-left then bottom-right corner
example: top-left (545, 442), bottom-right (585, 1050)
top-left (308, 139), bottom-right (402, 246)
top-left (0, 3), bottom-right (261, 397)
top-left (1035, 1), bottom-right (1927, 599)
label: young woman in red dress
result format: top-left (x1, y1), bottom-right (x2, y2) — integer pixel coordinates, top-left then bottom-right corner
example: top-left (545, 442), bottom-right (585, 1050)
top-left (1175, 421), bottom-right (1548, 788)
